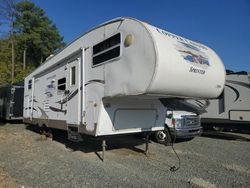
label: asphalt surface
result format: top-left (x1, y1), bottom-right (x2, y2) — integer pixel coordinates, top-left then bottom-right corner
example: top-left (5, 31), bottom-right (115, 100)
top-left (0, 123), bottom-right (249, 188)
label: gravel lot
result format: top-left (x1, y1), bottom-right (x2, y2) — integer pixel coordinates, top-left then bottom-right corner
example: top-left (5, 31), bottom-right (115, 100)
top-left (0, 122), bottom-right (249, 188)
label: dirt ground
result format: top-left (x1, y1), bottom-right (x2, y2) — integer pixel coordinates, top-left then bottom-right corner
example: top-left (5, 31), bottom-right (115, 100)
top-left (0, 123), bottom-right (249, 188)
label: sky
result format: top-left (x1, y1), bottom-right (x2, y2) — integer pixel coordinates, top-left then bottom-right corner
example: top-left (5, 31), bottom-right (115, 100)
top-left (29, 0), bottom-right (250, 71)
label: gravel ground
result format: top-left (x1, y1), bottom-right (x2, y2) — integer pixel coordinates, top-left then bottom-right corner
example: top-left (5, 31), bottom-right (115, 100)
top-left (0, 123), bottom-right (249, 188)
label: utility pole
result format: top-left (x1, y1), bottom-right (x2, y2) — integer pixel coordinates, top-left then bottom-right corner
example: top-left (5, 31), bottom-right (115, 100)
top-left (10, 18), bottom-right (15, 84)
top-left (23, 48), bottom-right (26, 70)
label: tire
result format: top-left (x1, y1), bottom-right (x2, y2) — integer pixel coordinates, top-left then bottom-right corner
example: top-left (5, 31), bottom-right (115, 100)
top-left (212, 126), bottom-right (224, 131)
top-left (40, 124), bottom-right (53, 138)
top-left (154, 127), bottom-right (172, 145)
top-left (181, 137), bottom-right (194, 142)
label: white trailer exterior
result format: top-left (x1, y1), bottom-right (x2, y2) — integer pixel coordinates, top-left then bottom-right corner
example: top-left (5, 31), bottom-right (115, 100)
top-left (201, 71), bottom-right (250, 125)
top-left (23, 17), bottom-right (225, 139)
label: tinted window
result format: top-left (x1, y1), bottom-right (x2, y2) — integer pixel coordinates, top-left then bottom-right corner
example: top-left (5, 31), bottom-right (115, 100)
top-left (93, 46), bottom-right (120, 65)
top-left (28, 79), bottom-right (32, 90)
top-left (93, 33), bottom-right (120, 55)
top-left (58, 78), bottom-right (66, 85)
top-left (57, 77), bottom-right (66, 91)
top-left (71, 66), bottom-right (76, 86)
top-left (93, 33), bottom-right (121, 66)
top-left (58, 85), bottom-right (66, 91)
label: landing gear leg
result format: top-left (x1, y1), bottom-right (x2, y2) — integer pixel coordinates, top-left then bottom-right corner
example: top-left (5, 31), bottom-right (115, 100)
top-left (145, 133), bottom-right (149, 155)
top-left (102, 138), bottom-right (106, 162)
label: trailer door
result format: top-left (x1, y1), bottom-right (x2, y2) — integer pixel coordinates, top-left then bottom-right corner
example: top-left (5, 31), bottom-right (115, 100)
top-left (84, 47), bottom-right (105, 133)
top-left (66, 58), bottom-right (80, 125)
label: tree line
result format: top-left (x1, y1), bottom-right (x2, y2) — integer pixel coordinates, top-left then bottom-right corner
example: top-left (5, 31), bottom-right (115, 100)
top-left (0, 0), bottom-right (65, 85)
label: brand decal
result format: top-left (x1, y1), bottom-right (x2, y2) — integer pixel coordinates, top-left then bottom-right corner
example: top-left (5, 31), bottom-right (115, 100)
top-left (45, 79), bottom-right (55, 98)
top-left (45, 91), bottom-right (53, 98)
top-left (179, 48), bottom-right (210, 73)
top-left (47, 83), bottom-right (55, 89)
top-left (176, 41), bottom-right (210, 75)
top-left (155, 27), bottom-right (210, 75)
top-left (47, 78), bottom-right (56, 90)
top-left (156, 28), bottom-right (208, 50)
top-left (189, 66), bottom-right (205, 75)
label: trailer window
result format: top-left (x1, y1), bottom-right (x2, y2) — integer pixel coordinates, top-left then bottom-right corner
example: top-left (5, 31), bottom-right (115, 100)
top-left (28, 80), bottom-right (32, 90)
top-left (57, 77), bottom-right (66, 91)
top-left (92, 33), bottom-right (121, 66)
top-left (71, 66), bottom-right (76, 86)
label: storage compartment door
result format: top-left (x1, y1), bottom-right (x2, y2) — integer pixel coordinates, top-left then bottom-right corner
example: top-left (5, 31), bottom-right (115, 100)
top-left (113, 109), bottom-right (157, 130)
top-left (66, 58), bottom-right (80, 125)
top-left (229, 110), bottom-right (250, 121)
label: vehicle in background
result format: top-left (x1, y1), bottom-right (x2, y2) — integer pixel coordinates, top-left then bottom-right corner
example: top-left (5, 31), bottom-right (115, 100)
top-left (199, 70), bottom-right (250, 130)
top-left (0, 83), bottom-right (24, 121)
top-left (154, 99), bottom-right (202, 144)
top-left (154, 110), bottom-right (201, 144)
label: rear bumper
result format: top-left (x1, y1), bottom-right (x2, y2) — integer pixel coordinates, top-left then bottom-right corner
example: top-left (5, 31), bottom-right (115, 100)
top-left (169, 126), bottom-right (202, 138)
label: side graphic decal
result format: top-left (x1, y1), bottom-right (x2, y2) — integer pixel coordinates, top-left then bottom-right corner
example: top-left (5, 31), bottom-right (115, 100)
top-left (55, 89), bottom-right (78, 104)
top-left (49, 106), bottom-right (66, 113)
top-left (225, 84), bottom-right (240, 102)
top-left (37, 106), bottom-right (48, 119)
top-left (33, 99), bottom-right (38, 103)
top-left (85, 79), bottom-right (105, 86)
top-left (24, 107), bottom-right (37, 111)
top-left (225, 80), bottom-right (250, 103)
top-left (226, 80), bottom-right (250, 89)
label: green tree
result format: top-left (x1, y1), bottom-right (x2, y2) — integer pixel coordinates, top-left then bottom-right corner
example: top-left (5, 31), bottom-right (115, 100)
top-left (0, 0), bottom-right (17, 84)
top-left (0, 0), bottom-right (65, 84)
top-left (14, 0), bottom-right (65, 68)
top-left (0, 39), bottom-right (12, 84)
top-left (0, 38), bottom-right (32, 84)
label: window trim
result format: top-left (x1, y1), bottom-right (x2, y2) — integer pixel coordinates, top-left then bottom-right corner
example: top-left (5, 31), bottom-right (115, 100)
top-left (92, 32), bottom-right (122, 68)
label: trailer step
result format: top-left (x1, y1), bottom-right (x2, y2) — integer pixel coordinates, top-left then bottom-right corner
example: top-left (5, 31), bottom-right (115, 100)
top-left (67, 126), bottom-right (82, 142)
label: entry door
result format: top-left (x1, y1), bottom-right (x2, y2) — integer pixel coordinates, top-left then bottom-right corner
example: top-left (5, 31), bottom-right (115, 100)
top-left (84, 48), bottom-right (104, 132)
top-left (66, 58), bottom-right (80, 125)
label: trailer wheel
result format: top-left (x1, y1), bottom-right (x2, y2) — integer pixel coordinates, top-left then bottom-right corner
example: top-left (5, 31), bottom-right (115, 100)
top-left (40, 125), bottom-right (53, 139)
top-left (212, 126), bottom-right (224, 131)
top-left (154, 128), bottom-right (172, 145)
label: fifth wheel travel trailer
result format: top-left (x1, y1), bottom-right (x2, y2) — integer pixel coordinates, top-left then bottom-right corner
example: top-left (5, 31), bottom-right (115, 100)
top-left (23, 17), bottom-right (225, 157)
top-left (0, 83), bottom-right (24, 121)
top-left (200, 70), bottom-right (250, 130)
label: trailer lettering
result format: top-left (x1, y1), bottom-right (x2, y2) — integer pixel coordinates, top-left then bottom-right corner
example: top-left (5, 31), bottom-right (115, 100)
top-left (189, 66), bottom-right (205, 74)
top-left (156, 28), bottom-right (207, 50)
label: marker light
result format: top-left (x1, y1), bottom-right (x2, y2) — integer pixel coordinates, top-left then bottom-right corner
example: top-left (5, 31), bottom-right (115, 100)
top-left (124, 34), bottom-right (133, 47)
